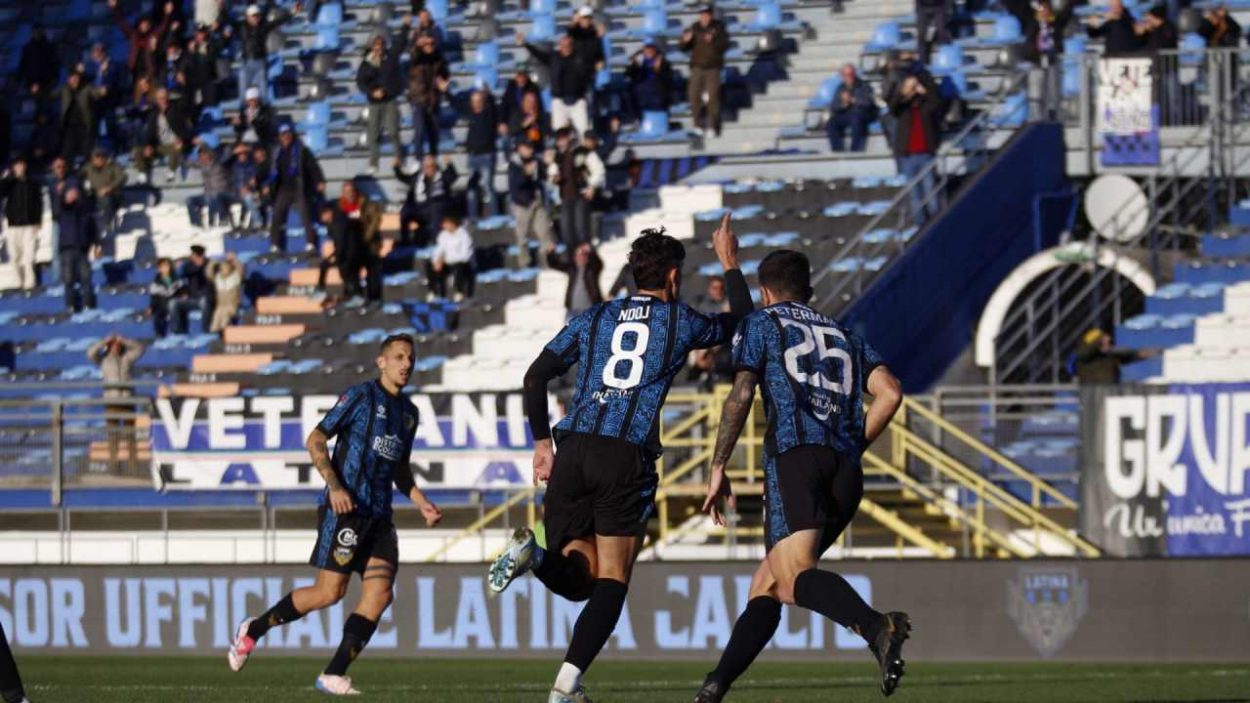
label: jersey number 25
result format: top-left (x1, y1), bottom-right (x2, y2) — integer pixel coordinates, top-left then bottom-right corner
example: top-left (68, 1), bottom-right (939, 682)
top-left (780, 319), bottom-right (852, 395)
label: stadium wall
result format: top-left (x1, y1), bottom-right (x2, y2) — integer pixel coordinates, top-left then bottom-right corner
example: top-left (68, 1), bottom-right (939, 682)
top-left (844, 123), bottom-right (1069, 393)
top-left (2, 560), bottom-right (1247, 662)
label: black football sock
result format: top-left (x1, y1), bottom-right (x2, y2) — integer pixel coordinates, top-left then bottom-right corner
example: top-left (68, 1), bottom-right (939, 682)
top-left (324, 613), bottom-right (378, 677)
top-left (792, 568), bottom-right (883, 642)
top-left (534, 548), bottom-right (595, 602)
top-left (564, 578), bottom-right (629, 672)
top-left (247, 592), bottom-right (304, 640)
top-left (706, 596), bottom-right (782, 691)
top-left (0, 623), bottom-right (27, 703)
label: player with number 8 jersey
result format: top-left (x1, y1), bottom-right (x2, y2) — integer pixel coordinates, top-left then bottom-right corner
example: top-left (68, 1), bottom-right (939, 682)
top-left (487, 214), bottom-right (752, 703)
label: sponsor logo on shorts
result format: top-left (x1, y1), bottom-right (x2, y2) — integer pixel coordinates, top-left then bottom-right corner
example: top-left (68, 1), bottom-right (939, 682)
top-left (1007, 567), bottom-right (1088, 657)
top-left (333, 527), bottom-right (358, 566)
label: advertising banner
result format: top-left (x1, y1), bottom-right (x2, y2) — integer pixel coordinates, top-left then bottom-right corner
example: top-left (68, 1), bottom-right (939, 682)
top-left (1, 561), bottom-right (1247, 661)
top-left (1080, 383), bottom-right (1250, 556)
top-left (1097, 57), bottom-right (1160, 167)
top-left (150, 393), bottom-right (537, 491)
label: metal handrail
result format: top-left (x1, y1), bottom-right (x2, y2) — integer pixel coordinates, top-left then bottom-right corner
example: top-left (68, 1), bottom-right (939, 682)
top-left (812, 70), bottom-right (1029, 311)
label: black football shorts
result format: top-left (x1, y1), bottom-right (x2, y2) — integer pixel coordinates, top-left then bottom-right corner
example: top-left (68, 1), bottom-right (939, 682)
top-left (309, 505), bottom-right (399, 574)
top-left (542, 432), bottom-right (658, 551)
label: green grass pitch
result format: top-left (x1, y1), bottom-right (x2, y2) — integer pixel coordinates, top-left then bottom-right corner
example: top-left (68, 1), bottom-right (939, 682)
top-left (16, 656), bottom-right (1250, 702)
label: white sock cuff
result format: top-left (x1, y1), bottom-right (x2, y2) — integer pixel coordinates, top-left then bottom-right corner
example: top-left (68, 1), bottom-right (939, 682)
top-left (554, 661), bottom-right (582, 692)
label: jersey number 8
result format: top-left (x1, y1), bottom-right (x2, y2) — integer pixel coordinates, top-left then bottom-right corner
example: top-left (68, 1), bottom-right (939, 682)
top-left (603, 322), bottom-right (651, 389)
top-left (780, 319), bottom-right (852, 395)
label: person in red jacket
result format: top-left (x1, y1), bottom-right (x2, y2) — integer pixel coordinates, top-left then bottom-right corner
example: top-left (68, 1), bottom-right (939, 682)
top-left (109, 0), bottom-right (173, 79)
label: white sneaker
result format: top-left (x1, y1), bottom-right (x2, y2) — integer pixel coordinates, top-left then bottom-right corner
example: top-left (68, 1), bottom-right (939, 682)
top-left (227, 617), bottom-right (257, 672)
top-left (315, 673), bottom-right (362, 696)
top-left (487, 526), bottom-right (538, 594)
top-left (549, 686), bottom-right (593, 703)
top-left (165, 169), bottom-right (176, 183)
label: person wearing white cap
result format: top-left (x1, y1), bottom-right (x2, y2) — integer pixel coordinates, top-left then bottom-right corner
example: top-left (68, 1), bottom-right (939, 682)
top-left (568, 6), bottom-right (606, 71)
top-left (219, 0), bottom-right (301, 102)
top-left (231, 85), bottom-right (278, 145)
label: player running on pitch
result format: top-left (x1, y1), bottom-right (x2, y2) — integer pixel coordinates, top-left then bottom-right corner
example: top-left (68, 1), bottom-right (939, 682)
top-left (695, 250), bottom-right (910, 701)
top-left (487, 215), bottom-right (752, 703)
top-left (227, 334), bottom-right (443, 696)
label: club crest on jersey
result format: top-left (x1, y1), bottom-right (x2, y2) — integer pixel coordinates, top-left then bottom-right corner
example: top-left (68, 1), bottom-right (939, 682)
top-left (1006, 567), bottom-right (1088, 657)
top-left (405, 412), bottom-right (416, 431)
top-left (376, 403), bottom-right (387, 419)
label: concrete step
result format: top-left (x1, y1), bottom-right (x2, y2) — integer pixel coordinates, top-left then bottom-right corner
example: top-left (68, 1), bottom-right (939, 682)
top-left (222, 324), bottom-right (308, 346)
top-left (191, 353), bottom-right (274, 374)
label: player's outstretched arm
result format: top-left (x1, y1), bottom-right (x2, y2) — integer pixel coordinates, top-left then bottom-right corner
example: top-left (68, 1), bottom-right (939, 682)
top-left (702, 369), bottom-right (758, 525)
top-left (522, 349), bottom-right (571, 484)
top-left (307, 428), bottom-right (354, 514)
top-left (711, 212), bottom-right (755, 323)
top-left (863, 365), bottom-right (903, 447)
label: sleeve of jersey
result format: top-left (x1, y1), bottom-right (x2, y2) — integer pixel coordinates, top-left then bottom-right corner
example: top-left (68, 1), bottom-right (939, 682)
top-left (543, 311), bottom-right (588, 367)
top-left (731, 316), bottom-right (767, 374)
top-left (393, 407), bottom-right (419, 496)
top-left (856, 335), bottom-right (886, 392)
top-left (696, 269), bottom-right (754, 348)
top-left (316, 385), bottom-right (363, 439)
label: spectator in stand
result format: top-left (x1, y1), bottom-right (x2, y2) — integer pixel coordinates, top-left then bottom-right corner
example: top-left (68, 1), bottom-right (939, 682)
top-left (888, 67), bottom-right (942, 225)
top-left (17, 24), bottom-right (60, 100)
top-left (1086, 0), bottom-right (1140, 56)
top-left (508, 90), bottom-right (549, 149)
top-left (546, 242), bottom-right (603, 318)
top-left (149, 256), bottom-right (182, 336)
top-left (408, 34), bottom-right (451, 161)
top-left (693, 274), bottom-right (728, 315)
top-left (1074, 328), bottom-right (1155, 384)
top-left (57, 72), bottom-right (97, 167)
top-left (156, 40), bottom-right (192, 118)
top-left (83, 43), bottom-right (126, 150)
top-left (58, 185), bottom-right (98, 312)
top-left (171, 244), bottom-right (215, 333)
top-left (405, 8), bottom-right (445, 48)
top-left (521, 33), bottom-right (596, 136)
top-left (126, 76), bottom-right (157, 155)
top-left (135, 88), bottom-right (193, 183)
top-left (827, 63), bottom-right (876, 153)
top-left (321, 181), bottom-right (384, 308)
top-left (1137, 5), bottom-right (1178, 52)
top-left (1012, 0), bottom-right (1072, 120)
top-left (87, 333), bottom-right (145, 472)
top-left (426, 214), bottom-right (475, 301)
top-left (226, 141), bottom-right (264, 229)
top-left (567, 6), bottom-right (607, 72)
top-left (80, 147), bottom-right (127, 249)
top-left (187, 147), bottom-right (233, 228)
top-left (185, 24), bottom-right (224, 111)
top-left (221, 0), bottom-right (299, 101)
top-left (109, 0), bottom-right (173, 80)
top-left (47, 156), bottom-right (78, 279)
top-left (1199, 3), bottom-right (1242, 48)
top-left (680, 4), bottom-right (731, 138)
top-left (357, 32), bottom-right (406, 175)
top-left (463, 89), bottom-right (500, 218)
top-left (548, 127), bottom-right (605, 247)
top-left (232, 86), bottom-right (278, 147)
top-left (0, 155), bottom-right (42, 290)
top-left (626, 40), bottom-right (675, 122)
top-left (508, 138), bottom-right (554, 267)
top-left (30, 112), bottom-right (61, 171)
top-left (501, 69), bottom-right (542, 135)
top-left (249, 142), bottom-right (272, 223)
top-left (394, 155), bottom-right (456, 246)
top-left (915, 0), bottom-right (952, 65)
top-left (266, 123), bottom-right (326, 252)
top-left (209, 252), bottom-right (244, 332)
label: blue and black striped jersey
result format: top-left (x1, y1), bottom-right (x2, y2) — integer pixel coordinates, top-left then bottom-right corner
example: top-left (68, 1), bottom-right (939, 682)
top-left (544, 295), bottom-right (737, 457)
top-left (316, 380), bottom-right (419, 519)
top-left (732, 301), bottom-right (884, 457)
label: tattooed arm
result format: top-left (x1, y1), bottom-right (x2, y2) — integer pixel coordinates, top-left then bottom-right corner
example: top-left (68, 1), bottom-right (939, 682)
top-left (307, 428), bottom-right (354, 514)
top-left (702, 369), bottom-right (758, 525)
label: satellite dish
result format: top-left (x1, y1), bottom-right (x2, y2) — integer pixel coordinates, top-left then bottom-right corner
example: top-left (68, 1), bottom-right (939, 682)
top-left (1085, 173), bottom-right (1148, 243)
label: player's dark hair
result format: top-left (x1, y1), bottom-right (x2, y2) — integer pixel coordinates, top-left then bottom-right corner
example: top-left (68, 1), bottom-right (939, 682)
top-left (629, 227), bottom-right (685, 290)
top-left (379, 333), bottom-right (415, 354)
top-left (758, 249), bottom-right (813, 303)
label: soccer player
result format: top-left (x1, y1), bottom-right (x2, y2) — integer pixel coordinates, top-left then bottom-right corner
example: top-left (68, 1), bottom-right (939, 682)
top-left (694, 250), bottom-right (910, 701)
top-left (487, 215), bottom-right (752, 703)
top-left (226, 334), bottom-right (443, 696)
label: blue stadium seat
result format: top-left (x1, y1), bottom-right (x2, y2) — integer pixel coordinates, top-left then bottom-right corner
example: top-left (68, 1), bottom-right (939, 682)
top-left (640, 110), bottom-right (670, 138)
top-left (427, 0), bottom-right (450, 21)
top-left (809, 76), bottom-right (841, 109)
top-left (752, 2), bottom-right (782, 30)
top-left (314, 25), bottom-right (341, 52)
top-left (529, 0), bottom-right (556, 15)
top-left (991, 14), bottom-right (1021, 43)
top-left (867, 22), bottom-right (901, 50)
top-left (529, 14), bottom-right (557, 43)
top-left (931, 43), bottom-right (964, 74)
top-left (304, 101), bottom-right (331, 126)
top-left (314, 2), bottom-right (343, 27)
top-left (642, 8), bottom-right (668, 35)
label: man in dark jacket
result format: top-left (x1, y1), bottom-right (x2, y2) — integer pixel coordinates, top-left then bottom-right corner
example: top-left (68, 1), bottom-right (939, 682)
top-left (1138, 5), bottom-right (1177, 52)
top-left (187, 147), bottom-right (233, 227)
top-left (1199, 3), bottom-right (1242, 47)
top-left (1074, 329), bottom-right (1153, 384)
top-left (156, 41), bottom-right (192, 115)
top-left (232, 87), bottom-right (279, 146)
top-left (626, 41), bottom-right (675, 118)
top-left (408, 35), bottom-right (451, 160)
top-left (17, 24), bottom-right (60, 99)
top-left (109, 0), bottom-right (173, 79)
top-left (828, 64), bottom-right (876, 152)
top-left (915, 0), bottom-right (952, 65)
top-left (135, 87), bottom-right (194, 182)
top-left (267, 123), bottom-right (325, 252)
top-left (463, 89), bottom-right (500, 217)
top-left (522, 34), bottom-right (596, 136)
top-left (567, 6), bottom-right (606, 72)
top-left (548, 127), bottom-right (604, 248)
top-left (394, 154), bottom-right (456, 246)
top-left (84, 43), bottom-right (127, 148)
top-left (508, 138), bottom-right (553, 266)
top-left (0, 155), bottom-right (43, 289)
top-left (173, 244), bottom-right (214, 333)
top-left (80, 147), bottom-right (128, 247)
top-left (501, 69), bottom-right (543, 130)
top-left (546, 242), bottom-right (602, 317)
top-left (221, 1), bottom-right (298, 101)
top-left (58, 185), bottom-right (98, 312)
top-left (57, 72), bottom-right (97, 166)
top-left (356, 32), bottom-right (406, 173)
top-left (185, 25), bottom-right (224, 110)
top-left (1086, 0), bottom-right (1140, 56)
top-left (888, 67), bottom-right (942, 225)
top-left (679, 4), bottom-right (731, 136)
